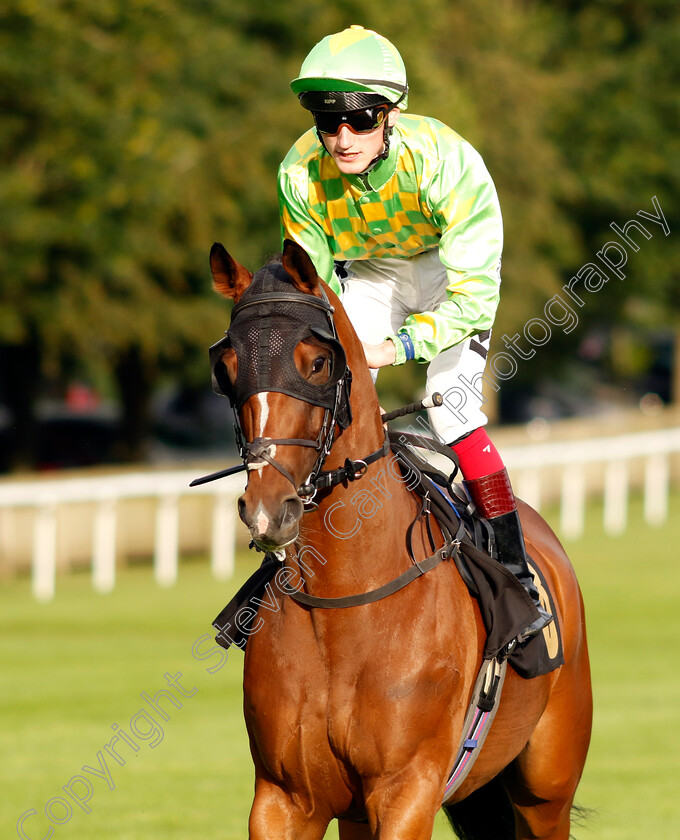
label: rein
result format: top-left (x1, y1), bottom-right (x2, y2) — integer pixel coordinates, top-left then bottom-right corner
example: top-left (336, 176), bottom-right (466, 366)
top-left (297, 431), bottom-right (390, 502)
top-left (240, 430), bottom-right (391, 505)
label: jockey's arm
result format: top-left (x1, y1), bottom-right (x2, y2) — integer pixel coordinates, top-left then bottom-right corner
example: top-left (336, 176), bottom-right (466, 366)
top-left (361, 339), bottom-right (397, 369)
top-left (388, 142), bottom-right (504, 366)
top-left (278, 164), bottom-right (342, 295)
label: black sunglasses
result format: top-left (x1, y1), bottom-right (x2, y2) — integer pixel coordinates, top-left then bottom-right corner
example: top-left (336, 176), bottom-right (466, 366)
top-left (313, 105), bottom-right (391, 137)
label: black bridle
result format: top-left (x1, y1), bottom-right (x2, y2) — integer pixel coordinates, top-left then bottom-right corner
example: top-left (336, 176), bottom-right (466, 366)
top-left (195, 281), bottom-right (389, 502)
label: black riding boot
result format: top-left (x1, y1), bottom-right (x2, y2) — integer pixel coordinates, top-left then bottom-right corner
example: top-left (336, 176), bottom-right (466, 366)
top-left (464, 470), bottom-right (553, 641)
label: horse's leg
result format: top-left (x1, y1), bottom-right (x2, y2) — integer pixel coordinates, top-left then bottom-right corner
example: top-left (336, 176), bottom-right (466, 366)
top-left (361, 774), bottom-right (442, 840)
top-left (337, 819), bottom-right (373, 840)
top-left (504, 661), bottom-right (592, 839)
top-left (248, 778), bottom-right (330, 840)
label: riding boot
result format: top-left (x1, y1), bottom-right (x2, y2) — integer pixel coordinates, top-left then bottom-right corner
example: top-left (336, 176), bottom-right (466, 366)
top-left (463, 469), bottom-right (553, 641)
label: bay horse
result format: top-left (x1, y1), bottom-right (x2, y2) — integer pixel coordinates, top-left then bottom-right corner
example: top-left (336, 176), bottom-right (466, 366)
top-left (208, 239), bottom-right (592, 840)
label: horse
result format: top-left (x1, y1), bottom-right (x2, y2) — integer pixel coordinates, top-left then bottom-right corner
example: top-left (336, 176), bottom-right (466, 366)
top-left (208, 239), bottom-right (592, 840)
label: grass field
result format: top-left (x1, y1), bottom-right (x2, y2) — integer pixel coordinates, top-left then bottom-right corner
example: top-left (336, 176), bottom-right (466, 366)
top-left (2, 494), bottom-right (679, 839)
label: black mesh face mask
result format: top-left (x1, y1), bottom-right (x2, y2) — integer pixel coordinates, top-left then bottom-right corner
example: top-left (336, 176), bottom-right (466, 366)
top-left (209, 257), bottom-right (350, 418)
top-left (192, 252), bottom-right (395, 502)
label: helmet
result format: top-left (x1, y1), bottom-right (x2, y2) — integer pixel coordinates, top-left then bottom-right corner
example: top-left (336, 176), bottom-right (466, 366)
top-left (291, 26), bottom-right (408, 112)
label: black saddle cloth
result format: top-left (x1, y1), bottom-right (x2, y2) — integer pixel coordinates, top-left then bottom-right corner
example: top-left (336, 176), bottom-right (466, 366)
top-left (212, 434), bottom-right (564, 679)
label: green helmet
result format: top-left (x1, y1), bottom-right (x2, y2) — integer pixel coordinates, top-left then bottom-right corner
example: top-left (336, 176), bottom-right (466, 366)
top-left (291, 26), bottom-right (408, 112)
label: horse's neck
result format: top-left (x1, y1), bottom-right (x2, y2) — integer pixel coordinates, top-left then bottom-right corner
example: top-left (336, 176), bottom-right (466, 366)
top-left (298, 307), bottom-right (418, 578)
top-left (293, 418), bottom-right (419, 585)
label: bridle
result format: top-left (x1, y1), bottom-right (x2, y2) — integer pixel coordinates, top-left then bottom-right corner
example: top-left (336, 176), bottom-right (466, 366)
top-left (203, 278), bottom-right (389, 505)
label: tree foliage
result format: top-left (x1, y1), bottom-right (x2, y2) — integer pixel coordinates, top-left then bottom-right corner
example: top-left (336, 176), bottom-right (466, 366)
top-left (0, 0), bottom-right (677, 467)
top-left (548, 0), bottom-right (680, 317)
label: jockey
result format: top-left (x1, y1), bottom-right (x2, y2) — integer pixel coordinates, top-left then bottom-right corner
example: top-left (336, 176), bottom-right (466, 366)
top-left (278, 25), bottom-right (551, 640)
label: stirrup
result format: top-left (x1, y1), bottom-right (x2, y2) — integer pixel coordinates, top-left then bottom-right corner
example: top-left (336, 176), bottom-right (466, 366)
top-left (517, 607), bottom-right (553, 643)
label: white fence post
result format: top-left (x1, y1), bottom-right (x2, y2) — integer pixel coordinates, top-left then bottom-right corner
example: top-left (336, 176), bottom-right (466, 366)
top-left (603, 460), bottom-right (629, 536)
top-left (154, 494), bottom-right (179, 587)
top-left (517, 469), bottom-right (541, 512)
top-left (92, 497), bottom-right (117, 593)
top-left (211, 492), bottom-right (236, 580)
top-left (560, 465), bottom-right (586, 540)
top-left (644, 453), bottom-right (669, 526)
top-left (32, 503), bottom-right (57, 602)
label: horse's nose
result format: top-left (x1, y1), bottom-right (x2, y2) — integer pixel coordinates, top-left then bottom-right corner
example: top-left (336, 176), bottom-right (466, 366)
top-left (238, 493), bottom-right (304, 550)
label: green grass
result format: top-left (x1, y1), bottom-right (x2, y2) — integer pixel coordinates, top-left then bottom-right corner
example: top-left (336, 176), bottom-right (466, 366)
top-left (2, 494), bottom-right (679, 839)
top-left (560, 494), bottom-right (680, 840)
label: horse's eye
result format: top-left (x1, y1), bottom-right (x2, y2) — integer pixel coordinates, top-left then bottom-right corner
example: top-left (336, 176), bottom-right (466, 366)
top-left (312, 356), bottom-right (328, 375)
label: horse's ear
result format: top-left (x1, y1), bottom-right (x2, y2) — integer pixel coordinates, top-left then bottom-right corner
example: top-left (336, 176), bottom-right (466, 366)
top-left (282, 239), bottom-right (321, 297)
top-left (210, 242), bottom-right (252, 301)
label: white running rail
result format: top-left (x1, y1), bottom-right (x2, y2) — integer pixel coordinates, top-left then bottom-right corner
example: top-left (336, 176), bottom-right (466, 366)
top-left (1, 425), bottom-right (678, 601)
top-left (0, 470), bottom-right (243, 602)
top-left (503, 425), bottom-right (680, 541)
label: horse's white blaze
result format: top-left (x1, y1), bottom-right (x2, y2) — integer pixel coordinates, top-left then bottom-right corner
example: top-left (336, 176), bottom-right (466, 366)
top-left (246, 393), bottom-right (276, 477)
top-left (257, 393), bottom-right (269, 434)
top-left (255, 507), bottom-right (270, 535)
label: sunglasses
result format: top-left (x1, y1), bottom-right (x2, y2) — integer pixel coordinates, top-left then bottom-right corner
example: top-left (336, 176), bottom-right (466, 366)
top-left (313, 105), bottom-right (391, 137)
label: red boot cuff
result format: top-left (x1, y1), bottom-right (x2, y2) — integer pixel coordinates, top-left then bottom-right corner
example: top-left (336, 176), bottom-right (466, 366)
top-left (464, 469), bottom-right (517, 518)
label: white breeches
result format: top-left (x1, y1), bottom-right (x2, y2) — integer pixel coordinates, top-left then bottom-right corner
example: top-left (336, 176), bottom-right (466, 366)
top-left (338, 249), bottom-right (490, 443)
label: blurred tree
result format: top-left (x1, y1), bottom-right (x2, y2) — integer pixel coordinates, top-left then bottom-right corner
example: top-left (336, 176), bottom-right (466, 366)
top-left (544, 0), bottom-right (680, 399)
top-left (0, 0), bottom-right (284, 465)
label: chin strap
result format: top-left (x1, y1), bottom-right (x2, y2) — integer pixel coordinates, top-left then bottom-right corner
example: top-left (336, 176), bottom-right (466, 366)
top-left (366, 87), bottom-right (407, 170)
top-left (360, 127), bottom-right (391, 173)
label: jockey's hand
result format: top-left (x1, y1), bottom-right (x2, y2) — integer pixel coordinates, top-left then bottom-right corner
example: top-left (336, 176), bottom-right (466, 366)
top-left (361, 339), bottom-right (397, 369)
